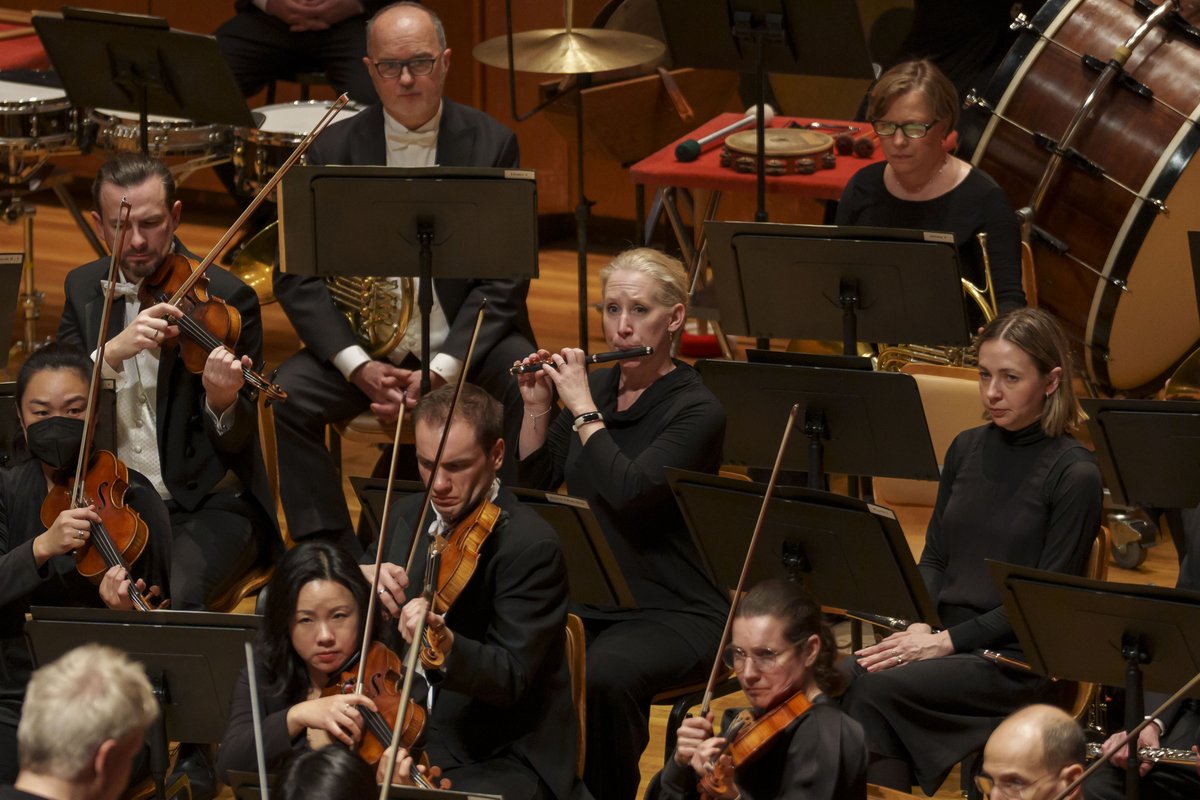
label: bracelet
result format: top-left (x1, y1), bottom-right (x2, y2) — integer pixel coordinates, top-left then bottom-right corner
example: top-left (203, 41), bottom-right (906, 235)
top-left (528, 408), bottom-right (552, 421)
top-left (572, 411), bottom-right (604, 432)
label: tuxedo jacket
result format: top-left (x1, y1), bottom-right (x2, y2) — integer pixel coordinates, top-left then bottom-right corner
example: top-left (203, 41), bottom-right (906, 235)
top-left (57, 253), bottom-right (279, 536)
top-left (273, 99), bottom-right (534, 367)
top-left (371, 489), bottom-right (578, 800)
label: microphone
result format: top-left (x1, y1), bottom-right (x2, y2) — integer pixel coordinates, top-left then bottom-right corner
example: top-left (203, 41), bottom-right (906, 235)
top-left (675, 105), bottom-right (776, 162)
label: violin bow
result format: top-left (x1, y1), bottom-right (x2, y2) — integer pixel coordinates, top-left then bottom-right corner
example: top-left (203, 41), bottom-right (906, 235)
top-left (71, 199), bottom-right (132, 507)
top-left (698, 404), bottom-right (800, 717)
top-left (374, 302), bottom-right (488, 799)
top-left (244, 643), bottom-right (272, 800)
top-left (165, 94), bottom-right (350, 305)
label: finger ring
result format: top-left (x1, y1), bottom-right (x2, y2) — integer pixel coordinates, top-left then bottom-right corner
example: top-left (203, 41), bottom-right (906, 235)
top-left (895, 655), bottom-right (903, 665)
top-left (379, 588), bottom-right (387, 596)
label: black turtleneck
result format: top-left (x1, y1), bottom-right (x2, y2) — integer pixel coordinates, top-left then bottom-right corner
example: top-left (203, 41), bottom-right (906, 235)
top-left (518, 361), bottom-right (729, 636)
top-left (917, 421), bottom-right (1102, 653)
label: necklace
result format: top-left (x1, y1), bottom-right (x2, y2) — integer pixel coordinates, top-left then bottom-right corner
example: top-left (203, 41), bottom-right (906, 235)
top-left (892, 154), bottom-right (950, 198)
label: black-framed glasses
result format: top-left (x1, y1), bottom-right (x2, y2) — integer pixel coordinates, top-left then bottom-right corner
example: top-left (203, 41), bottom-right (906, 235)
top-left (974, 771), bottom-right (1056, 800)
top-left (371, 52), bottom-right (442, 79)
top-left (871, 119), bottom-right (938, 139)
top-left (721, 643), bottom-right (799, 672)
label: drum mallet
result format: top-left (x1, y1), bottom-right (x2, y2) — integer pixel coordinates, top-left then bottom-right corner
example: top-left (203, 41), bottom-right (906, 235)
top-left (675, 105), bottom-right (776, 162)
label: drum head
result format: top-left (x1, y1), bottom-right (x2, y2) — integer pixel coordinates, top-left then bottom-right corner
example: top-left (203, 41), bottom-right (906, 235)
top-left (250, 101), bottom-right (362, 134)
top-left (724, 128), bottom-right (832, 156)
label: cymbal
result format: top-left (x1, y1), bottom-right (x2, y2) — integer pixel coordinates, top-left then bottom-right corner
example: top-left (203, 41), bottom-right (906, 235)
top-left (473, 28), bottom-right (666, 75)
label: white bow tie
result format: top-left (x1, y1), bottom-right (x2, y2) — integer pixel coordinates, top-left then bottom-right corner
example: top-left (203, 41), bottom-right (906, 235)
top-left (99, 279), bottom-right (139, 299)
top-left (387, 129), bottom-right (438, 151)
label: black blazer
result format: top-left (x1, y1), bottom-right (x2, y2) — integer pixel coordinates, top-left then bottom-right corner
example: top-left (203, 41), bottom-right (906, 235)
top-left (371, 489), bottom-right (578, 800)
top-left (57, 253), bottom-right (279, 542)
top-left (273, 99), bottom-right (533, 367)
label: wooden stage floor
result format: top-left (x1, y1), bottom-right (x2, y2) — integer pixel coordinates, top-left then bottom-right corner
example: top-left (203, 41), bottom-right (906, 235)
top-left (1, 194), bottom-right (1182, 799)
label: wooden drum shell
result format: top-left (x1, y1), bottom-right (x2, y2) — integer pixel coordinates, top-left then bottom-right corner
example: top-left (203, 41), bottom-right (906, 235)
top-left (969, 0), bottom-right (1200, 393)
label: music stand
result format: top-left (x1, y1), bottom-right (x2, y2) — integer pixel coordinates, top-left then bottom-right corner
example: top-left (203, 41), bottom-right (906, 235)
top-left (352, 478), bottom-right (636, 608)
top-left (655, 0), bottom-right (873, 222)
top-left (697, 359), bottom-right (939, 489)
top-left (989, 562), bottom-right (1200, 800)
top-left (33, 8), bottom-right (253, 154)
top-left (1082, 398), bottom-right (1200, 509)
top-left (228, 771), bottom-right (502, 800)
top-left (706, 221), bottom-right (970, 354)
top-left (666, 468), bottom-right (939, 628)
top-left (1189, 230), bottom-right (1200, 318)
top-left (25, 607), bottom-right (260, 800)
top-left (1, 252), bottom-right (21, 373)
top-left (279, 166), bottom-right (538, 394)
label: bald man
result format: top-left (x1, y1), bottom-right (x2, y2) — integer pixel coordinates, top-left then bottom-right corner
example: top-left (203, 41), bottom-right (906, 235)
top-left (978, 705), bottom-right (1085, 800)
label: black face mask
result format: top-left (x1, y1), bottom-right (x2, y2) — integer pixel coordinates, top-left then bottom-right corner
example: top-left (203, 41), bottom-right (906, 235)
top-left (23, 416), bottom-right (85, 471)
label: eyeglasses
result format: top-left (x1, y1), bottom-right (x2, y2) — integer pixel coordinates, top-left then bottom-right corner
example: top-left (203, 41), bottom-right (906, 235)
top-left (871, 119), bottom-right (938, 139)
top-left (371, 53), bottom-right (442, 79)
top-left (722, 643), bottom-right (799, 672)
top-left (974, 771), bottom-right (1056, 800)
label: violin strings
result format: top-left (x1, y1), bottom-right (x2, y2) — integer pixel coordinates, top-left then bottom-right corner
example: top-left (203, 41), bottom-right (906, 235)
top-left (358, 706), bottom-right (433, 789)
top-left (159, 300), bottom-right (276, 394)
top-left (78, 492), bottom-right (150, 611)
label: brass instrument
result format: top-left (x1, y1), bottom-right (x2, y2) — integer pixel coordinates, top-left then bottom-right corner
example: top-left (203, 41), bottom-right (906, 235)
top-left (876, 231), bottom-right (999, 371)
top-left (1085, 742), bottom-right (1197, 770)
top-left (229, 221), bottom-right (414, 358)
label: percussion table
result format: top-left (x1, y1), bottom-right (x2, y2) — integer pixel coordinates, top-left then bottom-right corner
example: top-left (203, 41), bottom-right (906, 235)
top-left (0, 24), bottom-right (49, 71)
top-left (630, 112), bottom-right (884, 357)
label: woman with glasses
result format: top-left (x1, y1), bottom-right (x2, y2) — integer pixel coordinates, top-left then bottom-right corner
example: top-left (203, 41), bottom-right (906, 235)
top-left (839, 308), bottom-right (1102, 795)
top-left (836, 59), bottom-right (1025, 323)
top-left (646, 579), bottom-right (867, 800)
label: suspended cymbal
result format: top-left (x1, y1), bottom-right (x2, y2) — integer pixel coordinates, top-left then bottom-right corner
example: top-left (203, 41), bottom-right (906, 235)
top-left (473, 28), bottom-right (666, 75)
top-left (1165, 345), bottom-right (1200, 400)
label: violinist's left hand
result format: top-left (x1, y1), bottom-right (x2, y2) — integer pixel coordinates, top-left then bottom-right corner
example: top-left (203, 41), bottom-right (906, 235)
top-left (99, 565), bottom-right (145, 611)
top-left (376, 745), bottom-right (416, 786)
top-left (203, 346), bottom-right (251, 416)
top-left (398, 597), bottom-right (453, 657)
top-left (691, 742), bottom-right (737, 800)
top-left (854, 623), bottom-right (952, 672)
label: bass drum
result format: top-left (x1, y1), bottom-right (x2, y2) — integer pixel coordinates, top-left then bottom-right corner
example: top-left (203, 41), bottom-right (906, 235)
top-left (968, 0), bottom-right (1200, 394)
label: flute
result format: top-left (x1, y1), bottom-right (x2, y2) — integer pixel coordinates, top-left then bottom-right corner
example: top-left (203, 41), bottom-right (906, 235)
top-left (510, 346), bottom-right (654, 375)
top-left (1085, 742), bottom-right (1196, 769)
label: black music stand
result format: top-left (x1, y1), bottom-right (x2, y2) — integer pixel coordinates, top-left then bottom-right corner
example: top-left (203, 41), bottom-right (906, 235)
top-left (352, 478), bottom-right (636, 609)
top-left (1188, 230), bottom-right (1200, 317)
top-left (706, 221), bottom-right (970, 354)
top-left (279, 166), bottom-right (538, 394)
top-left (666, 468), bottom-right (939, 628)
top-left (1083, 398), bottom-right (1200, 509)
top-left (25, 607), bottom-right (260, 800)
top-left (696, 359), bottom-right (939, 489)
top-left (989, 562), bottom-right (1200, 800)
top-left (33, 8), bottom-right (253, 155)
top-left (228, 770), bottom-right (502, 800)
top-left (655, 0), bottom-right (873, 222)
top-left (1, 252), bottom-right (21, 373)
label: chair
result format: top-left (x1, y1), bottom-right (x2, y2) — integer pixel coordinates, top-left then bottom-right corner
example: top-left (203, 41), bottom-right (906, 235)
top-left (872, 363), bottom-right (981, 509)
top-left (328, 411), bottom-right (415, 481)
top-left (205, 393), bottom-right (284, 612)
top-left (565, 612), bottom-right (587, 779)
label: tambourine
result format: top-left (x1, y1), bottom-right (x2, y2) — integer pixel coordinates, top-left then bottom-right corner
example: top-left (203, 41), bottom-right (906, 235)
top-left (719, 129), bottom-right (835, 176)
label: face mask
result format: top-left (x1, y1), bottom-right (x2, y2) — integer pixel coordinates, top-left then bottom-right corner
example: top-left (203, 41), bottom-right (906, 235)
top-left (24, 416), bottom-right (85, 471)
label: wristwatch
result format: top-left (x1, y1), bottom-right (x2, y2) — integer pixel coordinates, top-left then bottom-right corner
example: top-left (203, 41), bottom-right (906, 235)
top-left (572, 411), bottom-right (604, 432)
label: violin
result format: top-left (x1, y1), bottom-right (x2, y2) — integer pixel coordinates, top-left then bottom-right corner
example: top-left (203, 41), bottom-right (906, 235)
top-left (138, 251), bottom-right (286, 403)
top-left (698, 690), bottom-right (813, 799)
top-left (418, 497), bottom-right (503, 671)
top-left (41, 199), bottom-right (164, 612)
top-left (137, 95), bottom-right (352, 406)
top-left (322, 642), bottom-right (448, 789)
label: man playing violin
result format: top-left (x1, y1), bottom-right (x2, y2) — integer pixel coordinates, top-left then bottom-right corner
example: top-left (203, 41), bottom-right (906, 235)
top-left (271, 1), bottom-right (536, 554)
top-left (361, 383), bottom-right (577, 800)
top-left (58, 152), bottom-right (283, 614)
top-left (646, 580), bottom-right (867, 800)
